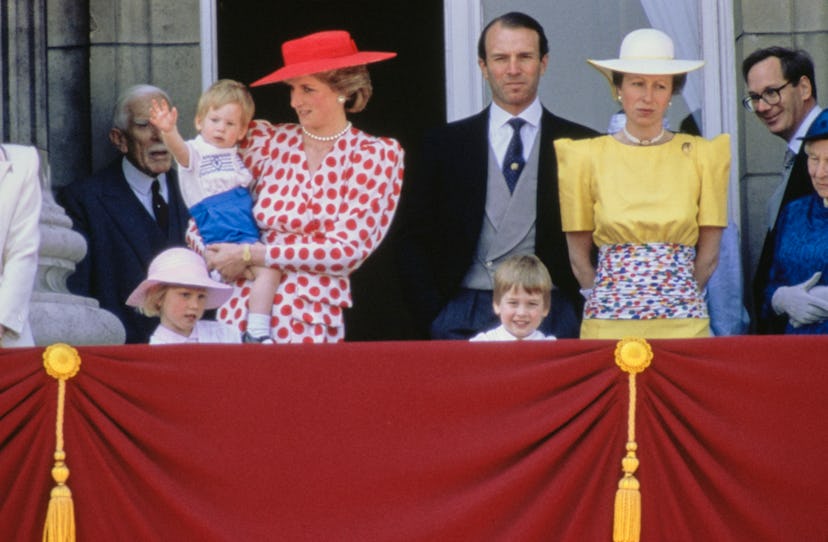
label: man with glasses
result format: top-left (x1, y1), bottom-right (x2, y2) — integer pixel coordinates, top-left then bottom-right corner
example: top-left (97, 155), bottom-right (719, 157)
top-left (742, 46), bottom-right (822, 333)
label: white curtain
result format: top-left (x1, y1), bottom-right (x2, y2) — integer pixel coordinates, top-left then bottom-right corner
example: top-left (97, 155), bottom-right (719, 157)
top-left (640, 0), bottom-right (703, 115)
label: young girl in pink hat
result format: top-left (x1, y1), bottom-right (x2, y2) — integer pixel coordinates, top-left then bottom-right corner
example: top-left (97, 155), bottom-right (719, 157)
top-left (127, 247), bottom-right (242, 344)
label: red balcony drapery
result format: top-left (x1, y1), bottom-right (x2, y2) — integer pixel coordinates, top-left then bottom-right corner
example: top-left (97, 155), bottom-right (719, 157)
top-left (1, 337), bottom-right (827, 541)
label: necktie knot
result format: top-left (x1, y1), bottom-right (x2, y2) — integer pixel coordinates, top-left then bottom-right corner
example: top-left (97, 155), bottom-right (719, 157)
top-left (151, 178), bottom-right (169, 234)
top-left (508, 117), bottom-right (526, 132)
top-left (503, 118), bottom-right (527, 194)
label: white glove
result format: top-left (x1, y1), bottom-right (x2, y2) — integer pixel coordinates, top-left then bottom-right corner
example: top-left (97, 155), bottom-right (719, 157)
top-left (807, 285), bottom-right (828, 302)
top-left (771, 272), bottom-right (828, 327)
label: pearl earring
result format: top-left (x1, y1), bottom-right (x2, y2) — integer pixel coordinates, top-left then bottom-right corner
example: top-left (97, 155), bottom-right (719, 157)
top-left (337, 95), bottom-right (346, 104)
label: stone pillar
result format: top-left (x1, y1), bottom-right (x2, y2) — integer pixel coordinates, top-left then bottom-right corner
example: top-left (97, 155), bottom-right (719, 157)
top-left (29, 150), bottom-right (126, 345)
top-left (1, 0), bottom-right (48, 147)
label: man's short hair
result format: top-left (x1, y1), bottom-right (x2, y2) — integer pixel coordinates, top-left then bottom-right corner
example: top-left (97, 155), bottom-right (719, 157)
top-left (112, 84), bottom-right (172, 130)
top-left (477, 11), bottom-right (549, 62)
top-left (493, 254), bottom-right (554, 309)
top-left (742, 46), bottom-right (817, 101)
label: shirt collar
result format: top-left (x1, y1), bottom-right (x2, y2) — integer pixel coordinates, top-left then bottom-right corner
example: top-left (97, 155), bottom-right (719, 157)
top-left (489, 97), bottom-right (542, 129)
top-left (153, 323), bottom-right (199, 343)
top-left (788, 105), bottom-right (822, 154)
top-left (122, 157), bottom-right (166, 196)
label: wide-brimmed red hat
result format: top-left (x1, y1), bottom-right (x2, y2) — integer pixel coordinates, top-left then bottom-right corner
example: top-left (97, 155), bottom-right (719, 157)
top-left (251, 30), bottom-right (396, 87)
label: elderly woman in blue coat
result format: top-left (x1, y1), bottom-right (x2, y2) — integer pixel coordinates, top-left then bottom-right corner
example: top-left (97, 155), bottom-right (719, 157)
top-left (764, 108), bottom-right (828, 333)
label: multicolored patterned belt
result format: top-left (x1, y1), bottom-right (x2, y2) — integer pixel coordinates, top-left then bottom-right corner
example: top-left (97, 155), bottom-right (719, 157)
top-left (585, 243), bottom-right (707, 320)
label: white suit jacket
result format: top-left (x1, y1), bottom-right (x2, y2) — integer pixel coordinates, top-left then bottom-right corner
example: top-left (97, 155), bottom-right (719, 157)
top-left (0, 145), bottom-right (41, 347)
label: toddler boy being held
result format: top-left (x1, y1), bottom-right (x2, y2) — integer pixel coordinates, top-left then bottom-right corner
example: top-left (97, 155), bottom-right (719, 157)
top-left (150, 79), bottom-right (279, 343)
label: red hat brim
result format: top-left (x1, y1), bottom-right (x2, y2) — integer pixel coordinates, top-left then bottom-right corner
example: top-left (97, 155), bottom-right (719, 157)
top-left (250, 30), bottom-right (396, 87)
top-left (251, 51), bottom-right (396, 87)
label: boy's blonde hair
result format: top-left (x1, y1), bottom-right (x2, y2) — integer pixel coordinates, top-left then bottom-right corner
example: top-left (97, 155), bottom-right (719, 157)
top-left (195, 79), bottom-right (255, 130)
top-left (493, 254), bottom-right (553, 308)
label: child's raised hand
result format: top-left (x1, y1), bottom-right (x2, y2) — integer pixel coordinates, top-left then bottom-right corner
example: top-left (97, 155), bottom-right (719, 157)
top-left (148, 98), bottom-right (178, 133)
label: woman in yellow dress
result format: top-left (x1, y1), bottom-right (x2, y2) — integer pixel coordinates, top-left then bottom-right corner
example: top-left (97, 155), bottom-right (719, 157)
top-left (556, 29), bottom-right (730, 339)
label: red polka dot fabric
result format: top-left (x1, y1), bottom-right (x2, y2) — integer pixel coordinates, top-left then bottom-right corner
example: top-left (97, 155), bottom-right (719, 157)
top-left (189, 120), bottom-right (404, 343)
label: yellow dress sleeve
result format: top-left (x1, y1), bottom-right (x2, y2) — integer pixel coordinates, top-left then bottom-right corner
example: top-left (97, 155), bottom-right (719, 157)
top-left (696, 133), bottom-right (730, 227)
top-left (555, 138), bottom-right (594, 232)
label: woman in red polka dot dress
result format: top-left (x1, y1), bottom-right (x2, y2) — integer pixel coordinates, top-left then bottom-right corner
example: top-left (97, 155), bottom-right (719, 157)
top-left (191, 30), bottom-right (403, 343)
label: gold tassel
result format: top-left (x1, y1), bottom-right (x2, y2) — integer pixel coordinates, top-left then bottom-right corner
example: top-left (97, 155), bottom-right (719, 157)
top-left (42, 343), bottom-right (82, 542)
top-left (613, 442), bottom-right (641, 542)
top-left (612, 338), bottom-right (652, 542)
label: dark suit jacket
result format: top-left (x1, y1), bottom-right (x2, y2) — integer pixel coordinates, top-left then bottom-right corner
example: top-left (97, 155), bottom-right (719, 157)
top-left (753, 150), bottom-right (815, 333)
top-left (396, 106), bottom-right (597, 337)
top-left (57, 159), bottom-right (191, 343)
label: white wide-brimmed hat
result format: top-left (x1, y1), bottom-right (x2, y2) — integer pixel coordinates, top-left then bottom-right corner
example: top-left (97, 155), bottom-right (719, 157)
top-left (126, 247), bottom-right (232, 309)
top-left (587, 28), bottom-right (704, 84)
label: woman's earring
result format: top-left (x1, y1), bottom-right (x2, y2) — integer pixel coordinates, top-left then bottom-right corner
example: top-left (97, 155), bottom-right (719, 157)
top-left (668, 101), bottom-right (673, 107)
top-left (616, 94), bottom-right (622, 103)
top-left (337, 95), bottom-right (346, 104)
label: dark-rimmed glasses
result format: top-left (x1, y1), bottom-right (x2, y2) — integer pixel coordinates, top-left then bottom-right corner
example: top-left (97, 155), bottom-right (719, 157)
top-left (742, 81), bottom-right (792, 112)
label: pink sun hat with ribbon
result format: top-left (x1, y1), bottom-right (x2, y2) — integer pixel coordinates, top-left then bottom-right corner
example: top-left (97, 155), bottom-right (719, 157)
top-left (251, 30), bottom-right (396, 87)
top-left (126, 248), bottom-right (232, 309)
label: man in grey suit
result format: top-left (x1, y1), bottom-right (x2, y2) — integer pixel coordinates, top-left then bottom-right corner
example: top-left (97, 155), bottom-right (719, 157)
top-left (58, 85), bottom-right (191, 343)
top-left (397, 12), bottom-right (597, 339)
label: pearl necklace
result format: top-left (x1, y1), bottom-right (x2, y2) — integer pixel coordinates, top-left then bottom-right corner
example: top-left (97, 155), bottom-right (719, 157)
top-left (302, 121), bottom-right (352, 142)
top-left (622, 125), bottom-right (666, 146)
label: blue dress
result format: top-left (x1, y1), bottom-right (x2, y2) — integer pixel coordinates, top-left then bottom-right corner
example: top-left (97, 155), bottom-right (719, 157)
top-left (763, 193), bottom-right (828, 334)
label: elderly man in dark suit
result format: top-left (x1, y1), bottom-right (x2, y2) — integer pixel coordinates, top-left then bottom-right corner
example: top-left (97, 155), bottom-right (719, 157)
top-left (742, 47), bottom-right (821, 333)
top-left (397, 12), bottom-right (597, 339)
top-left (58, 84), bottom-right (191, 343)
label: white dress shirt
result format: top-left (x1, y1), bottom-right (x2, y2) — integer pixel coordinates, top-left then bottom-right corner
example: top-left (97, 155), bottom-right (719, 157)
top-left (149, 320), bottom-right (241, 345)
top-left (122, 158), bottom-right (169, 218)
top-left (488, 98), bottom-right (542, 170)
top-left (469, 324), bottom-right (556, 342)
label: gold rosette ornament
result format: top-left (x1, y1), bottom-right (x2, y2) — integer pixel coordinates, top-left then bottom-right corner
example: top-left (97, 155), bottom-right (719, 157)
top-left (615, 337), bottom-right (652, 374)
top-left (44, 343), bottom-right (81, 380)
top-left (612, 337), bottom-right (653, 542)
top-left (42, 343), bottom-right (81, 542)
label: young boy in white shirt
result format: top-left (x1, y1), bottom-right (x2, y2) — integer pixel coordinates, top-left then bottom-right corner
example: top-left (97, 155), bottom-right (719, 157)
top-left (470, 254), bottom-right (556, 341)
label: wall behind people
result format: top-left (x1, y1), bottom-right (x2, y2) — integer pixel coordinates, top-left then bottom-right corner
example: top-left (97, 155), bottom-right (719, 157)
top-left (0, 1), bottom-right (202, 191)
top-left (736, 6), bottom-right (828, 300)
top-left (83, 2), bottom-right (202, 182)
top-left (217, 0), bottom-right (446, 340)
